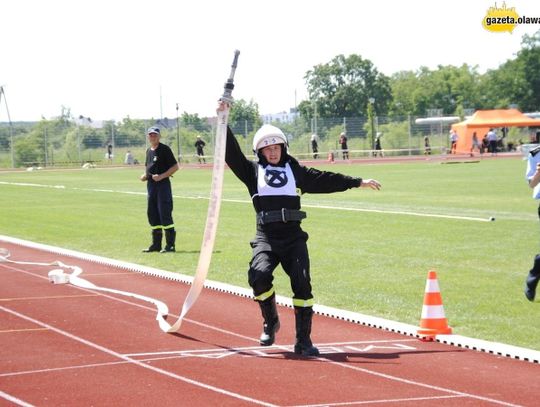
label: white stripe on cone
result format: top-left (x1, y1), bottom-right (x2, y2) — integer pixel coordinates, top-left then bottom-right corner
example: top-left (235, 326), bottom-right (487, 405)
top-left (425, 279), bottom-right (440, 292)
top-left (421, 305), bottom-right (446, 319)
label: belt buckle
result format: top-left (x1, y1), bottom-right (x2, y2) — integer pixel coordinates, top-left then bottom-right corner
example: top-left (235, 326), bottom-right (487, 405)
top-left (281, 208), bottom-right (287, 223)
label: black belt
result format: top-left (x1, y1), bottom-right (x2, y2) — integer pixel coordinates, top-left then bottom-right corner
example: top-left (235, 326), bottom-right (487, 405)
top-left (256, 209), bottom-right (306, 225)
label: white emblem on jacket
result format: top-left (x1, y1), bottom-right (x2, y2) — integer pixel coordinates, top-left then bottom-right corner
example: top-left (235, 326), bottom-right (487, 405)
top-left (257, 163), bottom-right (297, 196)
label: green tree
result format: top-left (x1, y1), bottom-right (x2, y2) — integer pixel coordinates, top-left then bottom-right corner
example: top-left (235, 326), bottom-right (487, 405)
top-left (514, 30), bottom-right (540, 111)
top-left (388, 70), bottom-right (418, 116)
top-left (181, 112), bottom-right (209, 132)
top-left (390, 64), bottom-right (483, 117)
top-left (80, 126), bottom-right (103, 149)
top-left (475, 29), bottom-right (540, 112)
top-left (13, 119), bottom-right (51, 165)
top-left (14, 136), bottom-right (41, 165)
top-left (229, 99), bottom-right (261, 135)
top-left (478, 59), bottom-right (522, 109)
top-left (115, 117), bottom-right (147, 147)
top-left (302, 54), bottom-right (392, 118)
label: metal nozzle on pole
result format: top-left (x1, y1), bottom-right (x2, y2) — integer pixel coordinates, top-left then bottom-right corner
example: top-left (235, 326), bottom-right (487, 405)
top-left (221, 50), bottom-right (240, 103)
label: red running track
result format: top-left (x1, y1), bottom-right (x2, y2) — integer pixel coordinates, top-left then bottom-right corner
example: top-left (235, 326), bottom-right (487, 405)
top-left (1, 240), bottom-right (539, 407)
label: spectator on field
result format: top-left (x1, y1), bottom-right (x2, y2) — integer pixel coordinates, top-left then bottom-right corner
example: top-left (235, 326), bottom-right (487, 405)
top-left (124, 150), bottom-right (134, 165)
top-left (106, 143), bottom-right (113, 163)
top-left (470, 132), bottom-right (481, 157)
top-left (195, 135), bottom-right (206, 164)
top-left (339, 132), bottom-right (349, 160)
top-left (481, 134), bottom-right (489, 154)
top-left (424, 135), bottom-right (431, 155)
top-left (374, 132), bottom-right (384, 157)
top-left (487, 128), bottom-right (498, 155)
top-left (449, 129), bottom-right (459, 154)
top-left (524, 144), bottom-right (540, 302)
top-left (311, 134), bottom-right (319, 159)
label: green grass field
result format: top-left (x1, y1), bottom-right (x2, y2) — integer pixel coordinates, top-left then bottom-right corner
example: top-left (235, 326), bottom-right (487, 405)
top-left (1, 156), bottom-right (539, 351)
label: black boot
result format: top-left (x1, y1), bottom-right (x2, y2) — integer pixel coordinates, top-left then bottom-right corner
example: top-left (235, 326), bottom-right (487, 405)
top-left (258, 294), bottom-right (280, 346)
top-left (525, 254), bottom-right (540, 301)
top-left (160, 229), bottom-right (176, 253)
top-left (142, 229), bottom-right (162, 252)
top-left (294, 306), bottom-right (320, 356)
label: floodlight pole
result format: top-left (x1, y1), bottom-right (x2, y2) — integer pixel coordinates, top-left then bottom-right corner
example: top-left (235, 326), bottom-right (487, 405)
top-left (44, 126), bottom-right (48, 166)
top-left (111, 123), bottom-right (115, 156)
top-left (0, 86), bottom-right (15, 168)
top-left (311, 99), bottom-right (318, 136)
top-left (77, 121), bottom-right (82, 164)
top-left (176, 103), bottom-right (181, 164)
top-left (368, 97), bottom-right (376, 154)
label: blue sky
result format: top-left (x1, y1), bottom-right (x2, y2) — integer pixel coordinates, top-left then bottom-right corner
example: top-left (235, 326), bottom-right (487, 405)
top-left (1, 0), bottom-right (539, 121)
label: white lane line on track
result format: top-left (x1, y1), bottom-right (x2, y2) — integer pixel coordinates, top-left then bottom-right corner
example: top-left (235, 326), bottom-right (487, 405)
top-left (301, 202), bottom-right (493, 222)
top-left (0, 181), bottom-right (493, 222)
top-left (0, 261), bottom-right (259, 345)
top-left (2, 235), bottom-right (539, 364)
top-left (0, 360), bottom-right (130, 378)
top-left (0, 391), bottom-right (34, 407)
top-left (305, 355), bottom-right (522, 407)
top-left (1, 255), bottom-right (525, 407)
top-left (1, 265), bottom-right (521, 407)
top-left (290, 394), bottom-right (468, 407)
top-left (0, 341), bottom-right (414, 378)
top-left (0, 305), bottom-right (277, 407)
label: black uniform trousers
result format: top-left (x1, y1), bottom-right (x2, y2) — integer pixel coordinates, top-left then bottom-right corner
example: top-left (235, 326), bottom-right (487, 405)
top-left (147, 180), bottom-right (174, 228)
top-left (248, 229), bottom-right (312, 302)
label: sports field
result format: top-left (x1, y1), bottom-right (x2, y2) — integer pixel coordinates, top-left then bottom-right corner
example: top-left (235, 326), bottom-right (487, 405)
top-left (1, 154), bottom-right (539, 351)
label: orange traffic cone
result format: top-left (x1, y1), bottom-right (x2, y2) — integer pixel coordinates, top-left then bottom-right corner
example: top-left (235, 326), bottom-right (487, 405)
top-left (417, 270), bottom-right (452, 338)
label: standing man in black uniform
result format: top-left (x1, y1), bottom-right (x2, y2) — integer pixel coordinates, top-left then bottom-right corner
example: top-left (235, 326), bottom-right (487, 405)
top-left (195, 135), bottom-right (206, 164)
top-left (339, 132), bottom-right (349, 160)
top-left (221, 102), bottom-right (382, 356)
top-left (140, 126), bottom-right (179, 253)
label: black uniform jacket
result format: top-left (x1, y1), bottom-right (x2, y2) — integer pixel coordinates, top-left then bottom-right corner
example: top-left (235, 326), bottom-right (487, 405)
top-left (225, 127), bottom-right (362, 236)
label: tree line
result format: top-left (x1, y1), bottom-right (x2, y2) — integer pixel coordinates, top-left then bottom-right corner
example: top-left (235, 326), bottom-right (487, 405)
top-left (1, 30), bottom-right (538, 167)
top-left (297, 30), bottom-right (540, 120)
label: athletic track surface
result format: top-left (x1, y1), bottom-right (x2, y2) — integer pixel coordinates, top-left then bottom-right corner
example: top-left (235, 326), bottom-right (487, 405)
top-left (1, 235), bottom-right (540, 407)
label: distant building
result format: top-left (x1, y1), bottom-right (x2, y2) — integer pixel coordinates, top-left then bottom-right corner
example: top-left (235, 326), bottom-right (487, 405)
top-left (74, 116), bottom-right (103, 129)
top-left (261, 108), bottom-right (299, 124)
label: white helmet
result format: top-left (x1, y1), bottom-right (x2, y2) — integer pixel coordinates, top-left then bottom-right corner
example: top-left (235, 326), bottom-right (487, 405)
top-left (252, 124), bottom-right (288, 153)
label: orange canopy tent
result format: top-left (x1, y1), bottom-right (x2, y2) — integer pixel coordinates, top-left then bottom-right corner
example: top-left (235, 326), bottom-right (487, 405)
top-left (451, 109), bottom-right (540, 153)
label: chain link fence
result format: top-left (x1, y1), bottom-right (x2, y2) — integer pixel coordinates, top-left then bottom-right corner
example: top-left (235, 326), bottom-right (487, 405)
top-left (0, 114), bottom-right (530, 168)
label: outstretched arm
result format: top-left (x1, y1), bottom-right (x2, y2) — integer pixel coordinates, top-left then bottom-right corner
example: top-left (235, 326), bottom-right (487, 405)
top-left (298, 163), bottom-right (381, 194)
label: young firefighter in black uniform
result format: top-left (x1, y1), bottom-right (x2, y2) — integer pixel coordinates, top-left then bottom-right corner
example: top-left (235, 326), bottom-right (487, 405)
top-left (221, 103), bottom-right (382, 356)
top-left (140, 126), bottom-right (179, 253)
